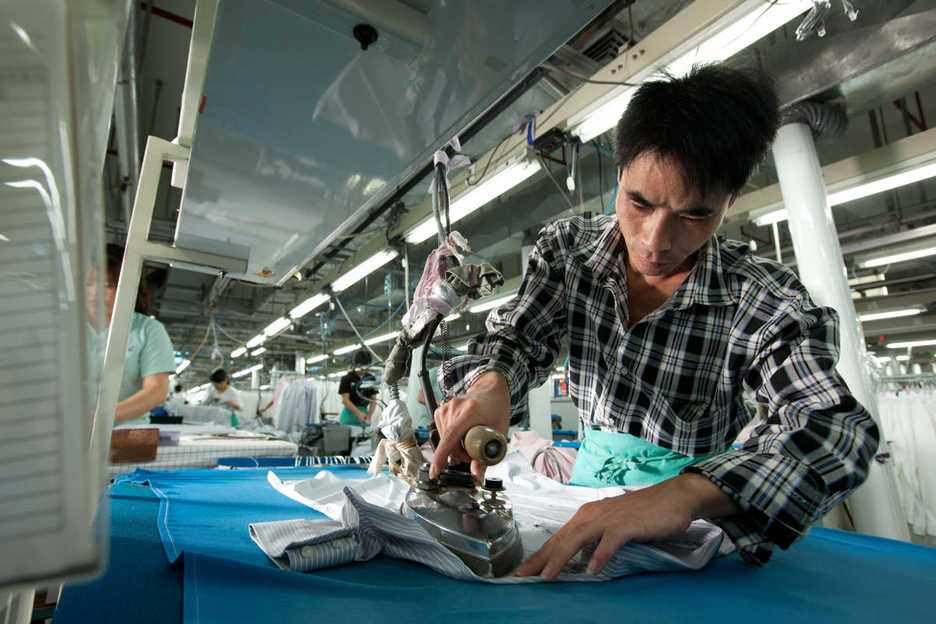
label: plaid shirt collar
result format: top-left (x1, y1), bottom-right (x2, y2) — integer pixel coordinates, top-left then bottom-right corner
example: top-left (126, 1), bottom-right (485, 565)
top-left (574, 216), bottom-right (736, 309)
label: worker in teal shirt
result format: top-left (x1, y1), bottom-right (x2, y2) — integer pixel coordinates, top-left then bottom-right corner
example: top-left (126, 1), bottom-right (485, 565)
top-left (87, 244), bottom-right (176, 426)
top-left (338, 350), bottom-right (376, 425)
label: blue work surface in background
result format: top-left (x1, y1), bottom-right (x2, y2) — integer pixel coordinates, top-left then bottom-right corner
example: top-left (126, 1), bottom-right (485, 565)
top-left (58, 466), bottom-right (936, 624)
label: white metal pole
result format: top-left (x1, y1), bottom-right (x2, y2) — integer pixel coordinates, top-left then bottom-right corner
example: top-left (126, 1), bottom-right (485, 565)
top-left (772, 122), bottom-right (909, 541)
top-left (89, 137), bottom-right (189, 504)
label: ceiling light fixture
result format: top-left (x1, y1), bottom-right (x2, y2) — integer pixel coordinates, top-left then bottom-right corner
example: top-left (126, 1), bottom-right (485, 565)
top-left (231, 346), bottom-right (247, 358)
top-left (331, 249), bottom-right (399, 292)
top-left (364, 331), bottom-right (399, 346)
top-left (404, 159), bottom-right (542, 244)
top-left (290, 293), bottom-right (330, 319)
top-left (263, 316), bottom-right (292, 337)
top-left (306, 354), bottom-right (328, 364)
top-left (569, 0), bottom-right (812, 143)
top-left (858, 308), bottom-right (923, 323)
top-left (754, 161), bottom-right (936, 227)
top-left (245, 334), bottom-right (265, 349)
top-left (231, 363), bottom-right (263, 379)
top-left (250, 347), bottom-right (267, 356)
top-left (333, 343), bottom-right (361, 355)
top-left (860, 247), bottom-right (936, 269)
top-left (175, 359), bottom-right (191, 374)
top-left (886, 339), bottom-right (936, 349)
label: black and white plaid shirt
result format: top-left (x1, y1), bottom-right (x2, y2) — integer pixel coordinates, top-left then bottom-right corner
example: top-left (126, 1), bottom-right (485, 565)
top-left (442, 215), bottom-right (878, 565)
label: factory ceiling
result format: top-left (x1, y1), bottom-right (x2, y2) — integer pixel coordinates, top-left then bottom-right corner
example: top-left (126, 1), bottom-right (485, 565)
top-left (103, 0), bottom-right (936, 384)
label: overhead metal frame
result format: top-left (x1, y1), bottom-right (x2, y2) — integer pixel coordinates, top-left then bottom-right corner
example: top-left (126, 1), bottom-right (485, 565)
top-left (89, 135), bottom-right (247, 503)
top-left (730, 126), bottom-right (936, 223)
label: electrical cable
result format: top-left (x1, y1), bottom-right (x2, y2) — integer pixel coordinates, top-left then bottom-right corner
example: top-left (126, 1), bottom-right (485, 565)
top-left (431, 163), bottom-right (447, 246)
top-left (213, 317), bottom-right (247, 345)
top-left (441, 165), bottom-right (448, 231)
top-left (466, 133), bottom-right (511, 187)
top-left (440, 164), bottom-right (451, 236)
top-left (604, 180), bottom-right (618, 215)
top-left (537, 153), bottom-right (576, 212)
top-left (541, 62), bottom-right (639, 87)
top-left (180, 323), bottom-right (213, 373)
top-left (361, 300), bottom-right (405, 339)
top-left (596, 144), bottom-right (604, 211)
top-left (331, 293), bottom-right (385, 364)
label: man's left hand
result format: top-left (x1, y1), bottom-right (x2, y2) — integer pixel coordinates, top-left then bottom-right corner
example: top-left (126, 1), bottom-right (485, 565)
top-left (515, 473), bottom-right (739, 581)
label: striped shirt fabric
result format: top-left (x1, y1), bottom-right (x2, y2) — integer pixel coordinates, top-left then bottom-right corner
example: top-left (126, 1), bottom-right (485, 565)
top-left (442, 215), bottom-right (879, 565)
top-left (251, 456), bottom-right (726, 581)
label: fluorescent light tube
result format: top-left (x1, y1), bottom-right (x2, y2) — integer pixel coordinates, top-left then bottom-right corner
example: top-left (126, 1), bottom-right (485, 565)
top-left (175, 359), bottom-right (191, 374)
top-left (231, 346), bottom-right (247, 358)
top-left (829, 161), bottom-right (936, 206)
top-left (444, 312), bottom-right (461, 322)
top-left (263, 316), bottom-right (291, 337)
top-left (331, 249), bottom-right (399, 292)
top-left (570, 1), bottom-right (811, 143)
top-left (848, 273), bottom-right (885, 286)
top-left (250, 347), bottom-right (267, 356)
top-left (333, 343), bottom-right (361, 355)
top-left (468, 293), bottom-right (517, 314)
top-left (858, 309), bottom-right (922, 322)
top-left (246, 334), bottom-right (265, 349)
top-left (405, 160), bottom-right (542, 244)
top-left (569, 87), bottom-right (635, 144)
top-left (290, 293), bottom-right (329, 319)
top-left (665, 1), bottom-right (813, 77)
top-left (860, 247), bottom-right (936, 268)
top-left (896, 354), bottom-right (910, 362)
top-left (364, 331), bottom-right (399, 346)
top-left (306, 354), bottom-right (328, 364)
top-left (754, 161), bottom-right (936, 227)
top-left (752, 209), bottom-right (789, 227)
top-left (328, 371), bottom-right (346, 378)
top-left (886, 339), bottom-right (936, 349)
top-left (232, 363), bottom-right (263, 379)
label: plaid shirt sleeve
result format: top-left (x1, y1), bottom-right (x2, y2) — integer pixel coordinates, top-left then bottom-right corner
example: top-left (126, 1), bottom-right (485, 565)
top-left (441, 223), bottom-right (568, 423)
top-left (686, 295), bottom-right (879, 565)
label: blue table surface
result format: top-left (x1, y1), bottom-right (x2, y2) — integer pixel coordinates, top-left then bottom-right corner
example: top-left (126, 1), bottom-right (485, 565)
top-left (56, 468), bottom-right (936, 624)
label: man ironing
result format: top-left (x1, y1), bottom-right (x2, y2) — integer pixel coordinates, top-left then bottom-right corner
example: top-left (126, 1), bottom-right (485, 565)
top-left (432, 63), bottom-right (878, 579)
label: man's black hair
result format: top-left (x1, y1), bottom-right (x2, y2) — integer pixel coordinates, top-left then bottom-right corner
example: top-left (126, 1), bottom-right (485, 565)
top-left (352, 349), bottom-right (372, 368)
top-left (209, 369), bottom-right (227, 383)
top-left (614, 63), bottom-right (780, 198)
top-left (174, 384), bottom-right (183, 393)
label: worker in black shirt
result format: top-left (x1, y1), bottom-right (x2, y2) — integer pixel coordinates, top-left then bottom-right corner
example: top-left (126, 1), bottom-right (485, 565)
top-left (338, 350), bottom-right (376, 425)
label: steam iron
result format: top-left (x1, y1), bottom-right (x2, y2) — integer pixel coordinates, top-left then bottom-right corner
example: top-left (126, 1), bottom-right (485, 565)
top-left (381, 233), bottom-right (521, 577)
top-left (405, 461), bottom-right (523, 578)
top-left (403, 313), bottom-right (522, 577)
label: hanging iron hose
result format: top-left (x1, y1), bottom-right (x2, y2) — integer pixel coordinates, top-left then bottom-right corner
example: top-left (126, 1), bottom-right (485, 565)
top-left (419, 314), bottom-right (507, 468)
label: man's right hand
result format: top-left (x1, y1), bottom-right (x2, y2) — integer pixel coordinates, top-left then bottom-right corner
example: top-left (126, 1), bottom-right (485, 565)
top-left (430, 371), bottom-right (510, 481)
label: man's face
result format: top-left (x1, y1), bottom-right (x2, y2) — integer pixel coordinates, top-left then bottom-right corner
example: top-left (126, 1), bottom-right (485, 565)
top-left (615, 152), bottom-right (734, 279)
top-left (85, 267), bottom-right (117, 328)
top-left (211, 380), bottom-right (227, 392)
